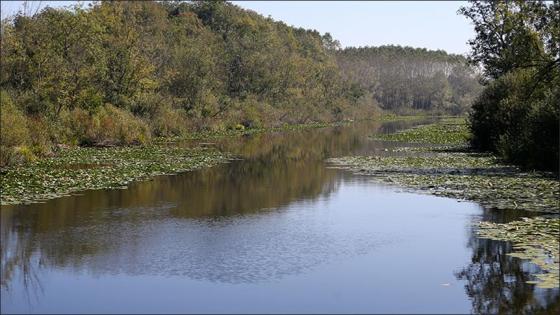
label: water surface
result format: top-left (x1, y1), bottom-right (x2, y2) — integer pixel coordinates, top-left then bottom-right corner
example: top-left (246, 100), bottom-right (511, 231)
top-left (1, 120), bottom-right (559, 313)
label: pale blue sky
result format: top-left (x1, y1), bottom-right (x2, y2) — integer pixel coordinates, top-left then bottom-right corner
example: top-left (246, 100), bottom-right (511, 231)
top-left (1, 1), bottom-right (473, 55)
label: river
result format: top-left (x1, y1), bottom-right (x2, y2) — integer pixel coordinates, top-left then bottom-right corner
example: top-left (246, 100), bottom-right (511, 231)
top-left (1, 120), bottom-right (558, 313)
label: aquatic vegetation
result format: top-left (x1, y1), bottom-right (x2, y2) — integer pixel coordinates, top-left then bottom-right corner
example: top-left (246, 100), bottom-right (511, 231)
top-left (477, 218), bottom-right (560, 289)
top-left (373, 117), bottom-right (469, 145)
top-left (328, 154), bottom-right (559, 213)
top-left (0, 120), bottom-right (353, 206)
top-left (0, 145), bottom-right (230, 205)
top-left (375, 114), bottom-right (433, 122)
top-left (330, 118), bottom-right (559, 212)
top-left (330, 117), bottom-right (560, 290)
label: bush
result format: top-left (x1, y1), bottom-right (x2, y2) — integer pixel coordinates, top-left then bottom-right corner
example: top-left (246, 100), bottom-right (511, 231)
top-left (237, 96), bottom-right (265, 129)
top-left (61, 105), bottom-right (151, 146)
top-left (150, 104), bottom-right (187, 137)
top-left (512, 83), bottom-right (559, 172)
top-left (26, 116), bottom-right (53, 158)
top-left (0, 92), bottom-right (33, 167)
top-left (469, 69), bottom-right (559, 172)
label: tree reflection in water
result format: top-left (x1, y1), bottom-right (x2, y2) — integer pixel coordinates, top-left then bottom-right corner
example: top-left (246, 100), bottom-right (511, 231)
top-left (1, 121), bottom-right (391, 292)
top-left (456, 208), bottom-right (560, 314)
top-left (6, 119), bottom-right (558, 313)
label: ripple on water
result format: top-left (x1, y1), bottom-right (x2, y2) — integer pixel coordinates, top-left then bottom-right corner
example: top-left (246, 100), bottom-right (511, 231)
top-left (61, 203), bottom-right (393, 284)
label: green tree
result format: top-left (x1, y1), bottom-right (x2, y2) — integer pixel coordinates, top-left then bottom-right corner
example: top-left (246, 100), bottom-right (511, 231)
top-left (461, 0), bottom-right (559, 172)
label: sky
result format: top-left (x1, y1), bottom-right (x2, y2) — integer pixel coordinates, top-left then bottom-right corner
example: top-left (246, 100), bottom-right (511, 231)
top-left (1, 1), bottom-right (474, 55)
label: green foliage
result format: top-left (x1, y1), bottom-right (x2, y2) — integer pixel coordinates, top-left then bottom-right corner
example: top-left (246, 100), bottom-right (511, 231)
top-left (0, 1), bottom-right (377, 166)
top-left (374, 117), bottom-right (470, 145)
top-left (461, 0), bottom-right (559, 172)
top-left (458, 1), bottom-right (557, 79)
top-left (59, 105), bottom-right (151, 146)
top-left (470, 69), bottom-right (559, 171)
top-left (0, 92), bottom-right (32, 166)
top-left (25, 116), bottom-right (53, 158)
top-left (149, 104), bottom-right (187, 137)
top-left (335, 45), bottom-right (483, 114)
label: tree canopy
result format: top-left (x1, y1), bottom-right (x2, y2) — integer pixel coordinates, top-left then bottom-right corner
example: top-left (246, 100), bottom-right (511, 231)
top-left (0, 0), bottom-right (376, 165)
top-left (461, 0), bottom-right (559, 172)
top-left (335, 45), bottom-right (482, 114)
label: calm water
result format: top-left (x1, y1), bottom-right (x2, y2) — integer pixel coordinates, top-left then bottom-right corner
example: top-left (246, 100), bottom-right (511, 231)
top-left (1, 120), bottom-right (559, 314)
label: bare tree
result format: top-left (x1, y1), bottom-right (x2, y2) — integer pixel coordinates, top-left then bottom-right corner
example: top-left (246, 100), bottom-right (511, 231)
top-left (22, 0), bottom-right (42, 17)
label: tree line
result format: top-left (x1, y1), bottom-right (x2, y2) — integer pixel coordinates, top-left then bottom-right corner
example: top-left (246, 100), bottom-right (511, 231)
top-left (334, 45), bottom-right (483, 114)
top-left (0, 0), bottom-right (373, 166)
top-left (6, 1), bottom-right (526, 170)
top-left (460, 0), bottom-right (559, 172)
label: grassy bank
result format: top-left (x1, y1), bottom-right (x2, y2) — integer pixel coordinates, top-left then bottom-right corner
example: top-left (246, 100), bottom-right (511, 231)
top-left (328, 117), bottom-right (560, 288)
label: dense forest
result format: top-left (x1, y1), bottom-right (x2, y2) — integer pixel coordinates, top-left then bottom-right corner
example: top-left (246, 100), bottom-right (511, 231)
top-left (0, 0), bottom-right (374, 166)
top-left (460, 0), bottom-right (559, 172)
top-left (4, 0), bottom-right (555, 174)
top-left (335, 46), bottom-right (482, 114)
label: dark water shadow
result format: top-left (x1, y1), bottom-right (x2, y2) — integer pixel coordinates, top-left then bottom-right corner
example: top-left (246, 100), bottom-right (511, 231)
top-left (456, 208), bottom-right (560, 314)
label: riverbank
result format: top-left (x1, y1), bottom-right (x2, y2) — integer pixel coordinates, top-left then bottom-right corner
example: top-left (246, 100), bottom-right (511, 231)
top-left (1, 120), bottom-right (351, 206)
top-left (328, 117), bottom-right (559, 288)
top-left (0, 115), bottom-right (431, 206)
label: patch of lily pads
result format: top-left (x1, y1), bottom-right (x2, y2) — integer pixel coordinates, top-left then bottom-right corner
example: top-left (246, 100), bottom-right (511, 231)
top-left (330, 117), bottom-right (559, 212)
top-left (328, 153), bottom-right (559, 213)
top-left (0, 120), bottom-right (355, 206)
top-left (376, 113), bottom-right (441, 122)
top-left (329, 117), bottom-right (560, 289)
top-left (477, 217), bottom-right (560, 289)
top-left (0, 145), bottom-right (230, 205)
top-left (373, 117), bottom-right (470, 145)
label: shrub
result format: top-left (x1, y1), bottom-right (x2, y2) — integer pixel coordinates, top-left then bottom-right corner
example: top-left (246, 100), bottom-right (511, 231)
top-left (26, 116), bottom-right (53, 158)
top-left (57, 107), bottom-right (89, 145)
top-left (520, 84), bottom-right (559, 172)
top-left (238, 96), bottom-right (265, 129)
top-left (469, 69), bottom-right (559, 172)
top-left (149, 104), bottom-right (186, 137)
top-left (0, 92), bottom-right (33, 167)
top-left (61, 105), bottom-right (151, 146)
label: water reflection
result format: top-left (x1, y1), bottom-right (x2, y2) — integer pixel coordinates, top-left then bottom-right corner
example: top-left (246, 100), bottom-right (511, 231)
top-left (1, 119), bottom-right (558, 313)
top-left (456, 208), bottom-right (560, 314)
top-left (1, 121), bottom-right (391, 292)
